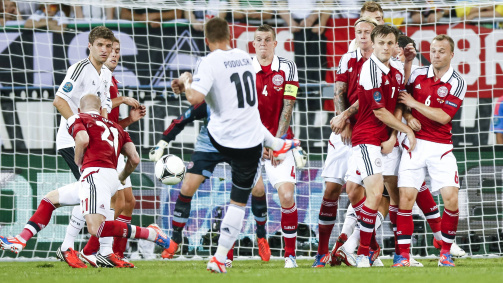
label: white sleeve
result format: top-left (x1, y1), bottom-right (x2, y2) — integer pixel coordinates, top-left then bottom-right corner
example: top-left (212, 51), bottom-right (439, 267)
top-left (56, 64), bottom-right (83, 102)
top-left (191, 58), bottom-right (214, 96)
top-left (102, 72), bottom-right (112, 113)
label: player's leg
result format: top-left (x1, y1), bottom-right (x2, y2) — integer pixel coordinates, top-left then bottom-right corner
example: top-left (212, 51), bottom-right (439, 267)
top-left (415, 182), bottom-right (442, 242)
top-left (250, 176), bottom-right (270, 262)
top-left (113, 186), bottom-right (136, 259)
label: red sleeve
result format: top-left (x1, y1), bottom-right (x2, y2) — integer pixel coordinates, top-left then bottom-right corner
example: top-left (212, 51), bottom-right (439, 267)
top-left (334, 72), bottom-right (349, 83)
top-left (367, 87), bottom-right (385, 110)
top-left (442, 95), bottom-right (462, 118)
top-left (67, 115), bottom-right (86, 139)
top-left (121, 128), bottom-right (133, 144)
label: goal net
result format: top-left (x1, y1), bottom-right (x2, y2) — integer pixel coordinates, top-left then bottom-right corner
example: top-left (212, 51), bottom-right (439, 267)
top-left (0, 0), bottom-right (501, 260)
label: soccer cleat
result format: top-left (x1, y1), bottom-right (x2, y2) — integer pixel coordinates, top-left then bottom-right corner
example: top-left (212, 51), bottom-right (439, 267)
top-left (206, 256), bottom-right (227, 273)
top-left (273, 139), bottom-right (301, 161)
top-left (438, 252), bottom-right (455, 267)
top-left (148, 224), bottom-right (174, 249)
top-left (433, 238), bottom-right (466, 257)
top-left (257, 237), bottom-right (271, 262)
top-left (0, 236), bottom-right (26, 254)
top-left (293, 146), bottom-right (307, 168)
top-left (56, 247), bottom-right (87, 268)
top-left (409, 257), bottom-right (424, 267)
top-left (149, 140), bottom-right (168, 162)
top-left (161, 241), bottom-right (179, 259)
top-left (392, 254), bottom-right (410, 267)
top-left (225, 259), bottom-right (232, 268)
top-left (284, 255), bottom-right (298, 268)
top-left (330, 233), bottom-right (348, 266)
top-left (79, 249), bottom-right (99, 268)
top-left (311, 253), bottom-right (330, 268)
top-left (96, 253), bottom-right (135, 268)
top-left (368, 245), bottom-right (380, 266)
top-left (334, 245), bottom-right (356, 267)
top-left (372, 257), bottom-right (384, 267)
top-left (355, 254), bottom-right (371, 268)
top-left (433, 238), bottom-right (442, 249)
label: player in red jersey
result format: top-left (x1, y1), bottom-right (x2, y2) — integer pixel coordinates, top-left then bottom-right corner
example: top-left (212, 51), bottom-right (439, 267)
top-left (0, 95), bottom-right (174, 266)
top-left (395, 35), bottom-right (467, 267)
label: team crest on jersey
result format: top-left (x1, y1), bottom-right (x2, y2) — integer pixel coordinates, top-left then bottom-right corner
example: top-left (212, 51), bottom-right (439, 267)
top-left (373, 91), bottom-right (382, 102)
top-left (272, 74), bottom-right (284, 86)
top-left (62, 82), bottom-right (73, 93)
top-left (396, 74), bottom-right (402, 84)
top-left (437, 86), bottom-right (448, 97)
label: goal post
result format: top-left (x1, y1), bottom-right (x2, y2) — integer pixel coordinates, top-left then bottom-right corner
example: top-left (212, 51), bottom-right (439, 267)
top-left (0, 0), bottom-right (502, 260)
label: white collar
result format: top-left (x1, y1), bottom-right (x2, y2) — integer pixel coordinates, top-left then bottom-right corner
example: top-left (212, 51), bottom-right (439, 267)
top-left (370, 53), bottom-right (390, 75)
top-left (427, 65), bottom-right (454, 83)
top-left (252, 55), bottom-right (280, 73)
top-left (356, 47), bottom-right (363, 62)
top-left (84, 110), bottom-right (100, 115)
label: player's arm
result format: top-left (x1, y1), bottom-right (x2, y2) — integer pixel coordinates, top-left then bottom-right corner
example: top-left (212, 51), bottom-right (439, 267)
top-left (112, 96), bottom-right (140, 109)
top-left (398, 91), bottom-right (452, 125)
top-left (74, 131), bottom-right (89, 167)
top-left (381, 105), bottom-right (403, 154)
top-left (402, 43), bottom-right (417, 84)
top-left (276, 99), bottom-right (295, 137)
top-left (54, 63), bottom-right (85, 119)
top-left (176, 59), bottom-right (213, 105)
top-left (118, 105), bottom-right (147, 128)
top-left (373, 107), bottom-right (416, 152)
top-left (403, 107), bottom-right (421, 131)
top-left (119, 142), bottom-right (140, 185)
top-left (331, 99), bottom-right (358, 134)
top-left (182, 74), bottom-right (206, 105)
top-left (53, 96), bottom-right (75, 119)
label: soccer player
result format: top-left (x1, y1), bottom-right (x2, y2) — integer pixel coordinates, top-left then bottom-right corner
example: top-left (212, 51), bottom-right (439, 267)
top-left (252, 24), bottom-right (301, 268)
top-left (148, 101), bottom-right (272, 264)
top-left (348, 1), bottom-right (385, 52)
top-left (171, 17), bottom-right (298, 273)
top-left (0, 95), bottom-right (173, 265)
top-left (58, 38), bottom-right (147, 268)
top-left (313, 17), bottom-right (378, 268)
top-left (395, 34), bottom-right (467, 267)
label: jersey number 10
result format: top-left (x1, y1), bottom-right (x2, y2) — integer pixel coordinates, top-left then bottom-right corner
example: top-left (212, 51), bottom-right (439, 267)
top-left (230, 71), bottom-right (256, 108)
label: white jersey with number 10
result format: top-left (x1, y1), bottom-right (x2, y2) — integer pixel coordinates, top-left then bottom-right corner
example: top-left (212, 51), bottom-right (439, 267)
top-left (191, 48), bottom-right (264, 149)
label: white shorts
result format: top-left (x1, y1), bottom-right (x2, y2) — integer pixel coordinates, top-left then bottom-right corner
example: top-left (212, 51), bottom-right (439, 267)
top-left (349, 144), bottom-right (384, 181)
top-left (79, 167), bottom-right (121, 217)
top-left (398, 138), bottom-right (459, 192)
top-left (321, 133), bottom-right (352, 185)
top-left (383, 146), bottom-right (401, 176)
top-left (116, 154), bottom-right (132, 190)
top-left (263, 150), bottom-right (296, 188)
top-left (346, 150), bottom-right (363, 186)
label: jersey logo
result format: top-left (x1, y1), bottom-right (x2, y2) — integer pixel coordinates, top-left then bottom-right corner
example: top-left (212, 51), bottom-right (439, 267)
top-left (396, 74), bottom-right (402, 84)
top-left (415, 84), bottom-right (421, 89)
top-left (373, 91), bottom-right (382, 102)
top-left (62, 82), bottom-right (73, 93)
top-left (437, 98), bottom-right (445, 104)
top-left (437, 86), bottom-right (449, 97)
top-left (375, 158), bottom-right (382, 167)
top-left (445, 100), bottom-right (458, 108)
top-left (272, 74), bottom-right (284, 86)
top-left (385, 80), bottom-right (389, 85)
top-left (92, 80), bottom-right (96, 86)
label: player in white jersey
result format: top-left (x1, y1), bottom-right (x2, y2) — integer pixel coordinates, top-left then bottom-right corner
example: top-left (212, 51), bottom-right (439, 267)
top-left (171, 17), bottom-right (299, 274)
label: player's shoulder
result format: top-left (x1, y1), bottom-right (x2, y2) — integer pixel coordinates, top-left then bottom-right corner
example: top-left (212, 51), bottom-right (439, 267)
top-left (390, 57), bottom-right (404, 73)
top-left (67, 58), bottom-right (92, 81)
top-left (409, 66), bottom-right (429, 83)
top-left (67, 113), bottom-right (82, 128)
top-left (277, 56), bottom-right (297, 74)
top-left (359, 59), bottom-right (382, 89)
top-left (447, 69), bottom-right (467, 99)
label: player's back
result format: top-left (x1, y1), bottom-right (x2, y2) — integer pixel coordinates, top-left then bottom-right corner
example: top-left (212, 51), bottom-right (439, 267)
top-left (195, 48), bottom-right (264, 149)
top-left (68, 112), bottom-right (131, 170)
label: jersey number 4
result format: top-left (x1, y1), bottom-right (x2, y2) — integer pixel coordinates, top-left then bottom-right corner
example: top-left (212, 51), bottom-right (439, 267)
top-left (230, 71), bottom-right (256, 108)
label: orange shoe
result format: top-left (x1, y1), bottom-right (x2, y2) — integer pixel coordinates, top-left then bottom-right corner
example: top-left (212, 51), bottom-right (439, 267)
top-left (257, 238), bottom-right (271, 261)
top-left (56, 247), bottom-right (87, 268)
top-left (330, 233), bottom-right (347, 266)
top-left (273, 139), bottom-right (301, 160)
top-left (0, 236), bottom-right (26, 254)
top-left (161, 241), bottom-right (179, 259)
top-left (97, 253), bottom-right (135, 268)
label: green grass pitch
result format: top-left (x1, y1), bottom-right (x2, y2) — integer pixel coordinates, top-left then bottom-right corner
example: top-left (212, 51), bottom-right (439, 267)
top-left (0, 258), bottom-right (502, 283)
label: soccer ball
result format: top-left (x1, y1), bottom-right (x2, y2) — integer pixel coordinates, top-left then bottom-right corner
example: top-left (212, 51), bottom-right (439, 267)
top-left (155, 154), bottom-right (186, 185)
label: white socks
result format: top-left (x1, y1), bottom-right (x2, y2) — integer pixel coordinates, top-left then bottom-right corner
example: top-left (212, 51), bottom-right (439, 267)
top-left (214, 205), bottom-right (245, 263)
top-left (99, 209), bottom-right (115, 256)
top-left (60, 206), bottom-right (85, 251)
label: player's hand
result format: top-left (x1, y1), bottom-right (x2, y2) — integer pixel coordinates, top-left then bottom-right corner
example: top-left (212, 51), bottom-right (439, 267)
top-left (406, 130), bottom-right (416, 152)
top-left (171, 78), bottom-right (185, 94)
top-left (179, 72), bottom-right (193, 86)
top-left (262, 148), bottom-right (271, 160)
top-left (129, 105), bottom-right (146, 122)
top-left (407, 117), bottom-right (422, 132)
top-left (398, 91), bottom-right (418, 109)
top-left (381, 138), bottom-right (395, 155)
top-left (118, 172), bottom-right (126, 185)
top-left (403, 43), bottom-right (416, 62)
top-left (123, 97), bottom-right (140, 109)
top-left (289, 21), bottom-right (301, 33)
top-left (330, 114), bottom-right (347, 135)
top-left (340, 123), bottom-right (352, 146)
top-left (312, 24), bottom-right (325, 34)
top-left (192, 21), bottom-right (204, 31)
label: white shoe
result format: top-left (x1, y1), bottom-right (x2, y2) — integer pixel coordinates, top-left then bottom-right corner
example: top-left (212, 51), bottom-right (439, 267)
top-left (284, 255), bottom-right (298, 268)
top-left (355, 254), bottom-right (371, 268)
top-left (409, 257), bottom-right (424, 267)
top-left (79, 249), bottom-right (99, 268)
top-left (335, 245), bottom-right (357, 267)
top-left (149, 140), bottom-right (168, 162)
top-left (225, 259), bottom-right (232, 268)
top-left (207, 256), bottom-right (226, 273)
top-left (450, 242), bottom-right (466, 257)
top-left (293, 146), bottom-right (307, 168)
top-left (372, 257), bottom-right (384, 267)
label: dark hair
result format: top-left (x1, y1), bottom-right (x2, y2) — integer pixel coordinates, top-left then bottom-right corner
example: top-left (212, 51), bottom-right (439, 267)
top-left (433, 34), bottom-right (455, 52)
top-left (398, 35), bottom-right (416, 49)
top-left (360, 1), bottom-right (383, 16)
top-left (371, 25), bottom-right (399, 43)
top-left (88, 26), bottom-right (115, 44)
top-left (255, 24), bottom-right (276, 40)
top-left (113, 37), bottom-right (120, 44)
top-left (205, 17), bottom-right (230, 43)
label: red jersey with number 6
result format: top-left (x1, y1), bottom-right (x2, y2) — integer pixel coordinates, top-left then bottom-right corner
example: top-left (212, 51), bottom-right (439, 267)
top-left (406, 66), bottom-right (466, 144)
top-left (253, 55), bottom-right (299, 139)
top-left (67, 112), bottom-right (132, 170)
top-left (352, 55), bottom-right (404, 147)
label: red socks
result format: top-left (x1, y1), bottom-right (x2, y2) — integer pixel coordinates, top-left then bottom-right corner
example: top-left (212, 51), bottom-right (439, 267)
top-left (281, 203), bottom-right (298, 258)
top-left (357, 205), bottom-right (377, 256)
top-left (416, 184), bottom-right (442, 239)
top-left (317, 198), bottom-right (338, 255)
top-left (388, 205), bottom-right (399, 255)
top-left (396, 209), bottom-right (413, 259)
top-left (19, 198), bottom-right (56, 242)
top-left (113, 215), bottom-right (132, 257)
top-left (441, 208), bottom-right (459, 254)
top-left (83, 236), bottom-right (100, 255)
top-left (96, 221), bottom-right (150, 240)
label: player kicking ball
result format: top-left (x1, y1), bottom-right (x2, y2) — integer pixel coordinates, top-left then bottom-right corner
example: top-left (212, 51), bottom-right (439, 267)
top-left (394, 35), bottom-right (467, 267)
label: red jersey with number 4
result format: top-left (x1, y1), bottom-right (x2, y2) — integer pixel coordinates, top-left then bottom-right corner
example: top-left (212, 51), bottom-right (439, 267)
top-left (352, 55), bottom-right (405, 147)
top-left (334, 48), bottom-right (368, 124)
top-left (67, 112), bottom-right (132, 170)
top-left (254, 56), bottom-right (299, 139)
top-left (108, 76), bottom-right (120, 123)
top-left (406, 66), bottom-right (466, 144)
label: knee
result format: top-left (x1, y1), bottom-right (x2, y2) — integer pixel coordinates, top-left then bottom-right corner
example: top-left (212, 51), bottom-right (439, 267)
top-left (324, 183), bottom-right (342, 199)
top-left (45, 190), bottom-right (60, 207)
top-left (252, 182), bottom-right (265, 197)
top-left (399, 190), bottom-right (416, 209)
top-left (347, 185), bottom-right (363, 204)
top-left (126, 196), bottom-right (136, 210)
top-left (87, 223), bottom-right (99, 237)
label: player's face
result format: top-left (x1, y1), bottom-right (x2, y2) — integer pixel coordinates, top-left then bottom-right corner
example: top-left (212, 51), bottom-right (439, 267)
top-left (88, 38), bottom-right (113, 64)
top-left (361, 11), bottom-right (385, 25)
top-left (430, 39), bottom-right (454, 70)
top-left (4, 1), bottom-right (17, 14)
top-left (372, 33), bottom-right (396, 64)
top-left (355, 22), bottom-right (374, 51)
top-left (253, 31), bottom-right (277, 60)
top-left (105, 42), bottom-right (120, 71)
